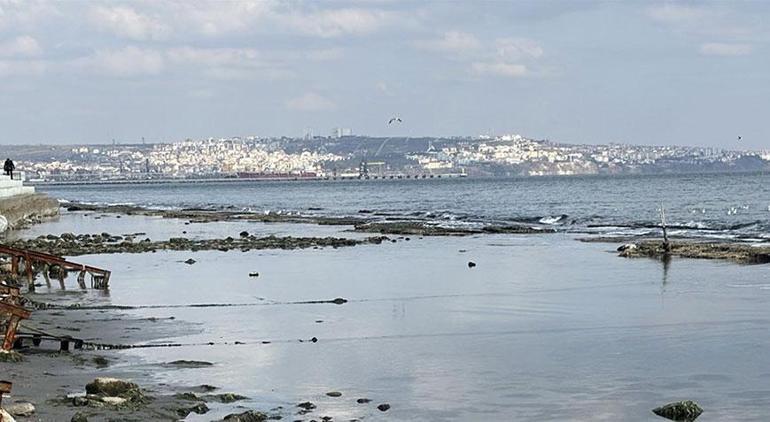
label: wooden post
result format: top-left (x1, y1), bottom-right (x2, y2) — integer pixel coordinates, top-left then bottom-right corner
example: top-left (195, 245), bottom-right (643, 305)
top-left (660, 204), bottom-right (671, 253)
top-left (10, 256), bottom-right (18, 275)
top-left (2, 315), bottom-right (22, 351)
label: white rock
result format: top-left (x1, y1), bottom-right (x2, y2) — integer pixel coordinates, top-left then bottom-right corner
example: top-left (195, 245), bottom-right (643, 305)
top-left (101, 396), bottom-right (127, 406)
top-left (5, 402), bottom-right (34, 417)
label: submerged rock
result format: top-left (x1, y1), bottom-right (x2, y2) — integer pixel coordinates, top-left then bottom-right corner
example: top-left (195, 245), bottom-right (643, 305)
top-left (183, 258), bottom-right (197, 265)
top-left (165, 360), bottom-right (213, 368)
top-left (377, 403), bottom-right (391, 412)
top-left (356, 398), bottom-right (371, 404)
top-left (326, 391), bottom-right (342, 397)
top-left (210, 393), bottom-right (249, 403)
top-left (652, 400), bottom-right (703, 421)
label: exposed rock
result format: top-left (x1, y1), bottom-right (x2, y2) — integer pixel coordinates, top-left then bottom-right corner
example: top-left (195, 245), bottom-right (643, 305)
top-left (222, 410), bottom-right (268, 421)
top-left (377, 403), bottom-right (391, 412)
top-left (326, 391), bottom-right (342, 397)
top-left (619, 240), bottom-right (770, 264)
top-left (8, 234), bottom-right (389, 257)
top-left (467, 261), bottom-right (476, 268)
top-left (652, 400), bottom-right (703, 421)
top-left (100, 397), bottom-right (127, 406)
top-left (177, 402), bottom-right (209, 417)
top-left (209, 393), bottom-right (249, 403)
top-left (356, 398), bottom-right (371, 404)
top-left (84, 378), bottom-right (143, 402)
top-left (92, 356), bottom-right (109, 367)
top-left (174, 392), bottom-right (200, 401)
top-left (354, 221), bottom-right (555, 236)
top-left (297, 401), bottom-right (316, 410)
top-left (249, 272), bottom-right (259, 277)
top-left (6, 401), bottom-right (35, 417)
top-left (183, 259), bottom-right (197, 265)
top-left (240, 231), bottom-right (250, 238)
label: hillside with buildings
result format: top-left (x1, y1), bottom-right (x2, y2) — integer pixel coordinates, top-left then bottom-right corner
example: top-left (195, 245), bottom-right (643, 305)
top-left (3, 134), bottom-right (768, 182)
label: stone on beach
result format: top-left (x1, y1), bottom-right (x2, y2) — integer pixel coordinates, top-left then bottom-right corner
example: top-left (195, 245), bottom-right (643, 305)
top-left (5, 401), bottom-right (35, 417)
top-left (652, 400), bottom-right (703, 421)
top-left (84, 378), bottom-right (143, 401)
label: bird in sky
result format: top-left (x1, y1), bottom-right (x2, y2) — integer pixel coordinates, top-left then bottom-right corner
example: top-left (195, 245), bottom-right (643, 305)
top-left (388, 117), bottom-right (402, 125)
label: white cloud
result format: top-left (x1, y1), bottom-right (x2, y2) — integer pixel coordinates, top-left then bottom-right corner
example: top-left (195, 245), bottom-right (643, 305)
top-left (471, 62), bottom-right (528, 78)
top-left (0, 35), bottom-right (42, 57)
top-left (699, 42), bottom-right (752, 56)
top-left (495, 38), bottom-right (543, 60)
top-left (285, 92), bottom-right (336, 111)
top-left (415, 31), bottom-right (482, 55)
top-left (305, 48), bottom-right (344, 61)
top-left (282, 8), bottom-right (395, 38)
top-left (171, 0), bottom-right (273, 37)
top-left (88, 5), bottom-right (169, 41)
top-left (77, 46), bottom-right (164, 77)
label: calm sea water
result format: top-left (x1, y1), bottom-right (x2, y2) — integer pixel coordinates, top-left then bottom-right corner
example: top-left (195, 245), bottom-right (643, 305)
top-left (25, 173), bottom-right (770, 420)
top-left (38, 172), bottom-right (770, 240)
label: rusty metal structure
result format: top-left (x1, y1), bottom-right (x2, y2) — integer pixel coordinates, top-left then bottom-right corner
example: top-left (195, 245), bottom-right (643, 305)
top-left (0, 244), bottom-right (111, 291)
top-left (0, 284), bottom-right (30, 351)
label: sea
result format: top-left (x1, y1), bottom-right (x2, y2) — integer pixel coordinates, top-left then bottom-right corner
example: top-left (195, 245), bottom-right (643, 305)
top-left (22, 172), bottom-right (770, 420)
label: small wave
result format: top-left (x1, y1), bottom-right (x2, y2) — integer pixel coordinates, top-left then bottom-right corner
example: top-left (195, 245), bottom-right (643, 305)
top-left (539, 214), bottom-right (569, 225)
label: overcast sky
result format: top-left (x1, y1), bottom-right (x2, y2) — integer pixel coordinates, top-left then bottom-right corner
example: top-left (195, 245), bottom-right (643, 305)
top-left (0, 1), bottom-right (767, 148)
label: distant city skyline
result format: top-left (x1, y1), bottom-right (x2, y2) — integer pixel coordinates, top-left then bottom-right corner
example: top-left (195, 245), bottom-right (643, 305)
top-left (0, 1), bottom-right (767, 149)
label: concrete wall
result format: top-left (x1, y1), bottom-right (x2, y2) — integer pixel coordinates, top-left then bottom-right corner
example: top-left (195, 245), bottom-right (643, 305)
top-left (0, 192), bottom-right (59, 232)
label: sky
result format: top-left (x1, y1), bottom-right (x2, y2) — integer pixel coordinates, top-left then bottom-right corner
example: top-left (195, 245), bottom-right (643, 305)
top-left (0, 0), bottom-right (767, 148)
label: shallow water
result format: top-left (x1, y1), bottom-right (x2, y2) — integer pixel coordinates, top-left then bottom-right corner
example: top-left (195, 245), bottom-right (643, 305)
top-left (38, 172), bottom-right (770, 240)
top-left (31, 214), bottom-right (770, 421)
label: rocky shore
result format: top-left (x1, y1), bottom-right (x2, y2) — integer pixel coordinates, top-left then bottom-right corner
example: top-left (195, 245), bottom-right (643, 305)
top-left (61, 201), bottom-right (555, 237)
top-left (613, 239), bottom-right (770, 264)
top-left (5, 232), bottom-right (390, 257)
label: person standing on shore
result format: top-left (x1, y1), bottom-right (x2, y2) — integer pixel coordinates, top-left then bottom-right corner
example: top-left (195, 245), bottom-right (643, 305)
top-left (3, 158), bottom-right (14, 179)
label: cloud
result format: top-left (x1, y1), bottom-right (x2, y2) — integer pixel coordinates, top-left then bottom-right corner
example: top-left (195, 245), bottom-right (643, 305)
top-left (471, 62), bottom-right (528, 78)
top-left (281, 8), bottom-right (396, 38)
top-left (699, 42), bottom-right (752, 56)
top-left (88, 5), bottom-right (170, 41)
top-left (76, 46), bottom-right (165, 77)
top-left (0, 35), bottom-right (42, 57)
top-left (494, 38), bottom-right (543, 60)
top-left (285, 92), bottom-right (336, 111)
top-left (172, 0), bottom-right (272, 37)
top-left (415, 31), bottom-right (482, 56)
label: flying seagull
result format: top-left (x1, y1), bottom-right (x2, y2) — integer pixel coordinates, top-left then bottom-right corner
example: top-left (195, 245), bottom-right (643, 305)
top-left (388, 117), bottom-right (402, 125)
